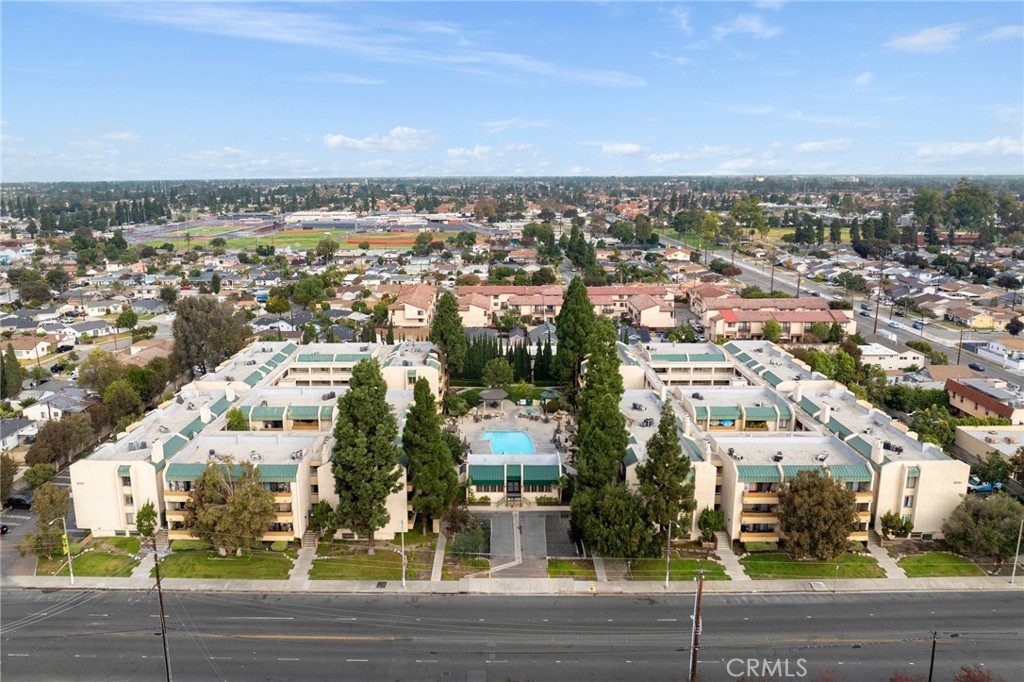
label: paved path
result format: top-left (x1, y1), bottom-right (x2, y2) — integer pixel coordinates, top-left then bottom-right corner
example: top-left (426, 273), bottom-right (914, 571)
top-left (490, 510), bottom-right (523, 575)
top-left (593, 556), bottom-right (608, 581)
top-left (867, 542), bottom-right (908, 579)
top-left (715, 532), bottom-right (750, 581)
top-left (129, 553), bottom-right (153, 579)
top-left (430, 527), bottom-right (447, 581)
top-left (288, 547), bottom-right (316, 582)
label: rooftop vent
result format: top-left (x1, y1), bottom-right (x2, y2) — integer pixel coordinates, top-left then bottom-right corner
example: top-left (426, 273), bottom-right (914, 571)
top-left (208, 449), bottom-right (216, 456)
top-left (159, 426), bottom-right (170, 434)
top-left (772, 452), bottom-right (784, 462)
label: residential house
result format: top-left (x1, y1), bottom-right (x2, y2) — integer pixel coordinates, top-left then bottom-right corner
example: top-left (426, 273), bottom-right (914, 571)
top-left (69, 319), bottom-right (115, 339)
top-left (946, 306), bottom-right (997, 329)
top-left (945, 378), bottom-right (1024, 425)
top-left (858, 343), bottom-right (928, 372)
top-left (978, 335), bottom-right (1024, 372)
top-left (624, 294), bottom-right (676, 330)
top-left (387, 284), bottom-right (437, 339)
top-left (7, 334), bottom-right (55, 361)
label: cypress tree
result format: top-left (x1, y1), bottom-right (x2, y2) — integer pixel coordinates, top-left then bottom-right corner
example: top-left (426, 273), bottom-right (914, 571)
top-left (404, 378), bottom-right (458, 533)
top-left (331, 359), bottom-right (403, 554)
top-left (2, 344), bottom-right (23, 399)
top-left (574, 319), bottom-right (626, 489)
top-left (429, 291), bottom-right (467, 376)
top-left (637, 402), bottom-right (695, 533)
top-left (554, 277), bottom-right (596, 399)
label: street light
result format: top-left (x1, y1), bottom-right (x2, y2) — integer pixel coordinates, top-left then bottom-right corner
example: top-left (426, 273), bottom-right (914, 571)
top-left (48, 516), bottom-right (74, 585)
top-left (664, 520), bottom-right (679, 589)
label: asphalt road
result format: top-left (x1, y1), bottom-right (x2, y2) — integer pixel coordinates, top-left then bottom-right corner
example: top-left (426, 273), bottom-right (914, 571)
top-left (1, 590), bottom-right (1020, 681)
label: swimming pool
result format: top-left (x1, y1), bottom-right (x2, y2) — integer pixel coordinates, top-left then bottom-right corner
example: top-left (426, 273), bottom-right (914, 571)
top-left (482, 431), bottom-right (536, 454)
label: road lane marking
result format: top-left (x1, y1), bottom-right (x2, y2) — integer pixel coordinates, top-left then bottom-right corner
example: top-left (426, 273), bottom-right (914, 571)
top-left (336, 617), bottom-right (357, 621)
top-left (224, 616), bottom-right (294, 620)
top-left (278, 658), bottom-right (300, 661)
top-left (8, 654), bottom-right (29, 657)
top-left (88, 614), bottom-right (109, 617)
top-left (209, 657), bottom-right (231, 660)
top-left (657, 618), bottom-right (677, 622)
top-left (208, 634), bottom-right (393, 642)
top-left (346, 659), bottom-right (368, 662)
top-left (485, 660), bottom-right (508, 664)
top-left (416, 660), bottom-right (438, 663)
top-left (75, 655), bottom-right (97, 658)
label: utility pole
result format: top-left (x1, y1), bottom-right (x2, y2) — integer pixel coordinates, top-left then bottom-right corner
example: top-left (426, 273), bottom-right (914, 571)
top-left (151, 535), bottom-right (172, 682)
top-left (688, 569), bottom-right (705, 682)
top-left (664, 521), bottom-right (673, 589)
top-left (927, 630), bottom-right (937, 682)
top-left (872, 276), bottom-right (885, 335)
top-left (956, 328), bottom-right (964, 365)
top-left (1011, 516), bottom-right (1023, 585)
top-left (769, 248), bottom-right (777, 293)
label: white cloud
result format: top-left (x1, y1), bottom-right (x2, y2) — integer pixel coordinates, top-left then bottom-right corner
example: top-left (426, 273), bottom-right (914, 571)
top-left (103, 131), bottom-right (142, 142)
top-left (446, 144), bottom-right (495, 161)
top-left (601, 142), bottom-right (649, 157)
top-left (651, 52), bottom-right (692, 66)
top-left (671, 7), bottom-right (693, 36)
top-left (323, 126), bottom-right (436, 152)
top-left (915, 136), bottom-right (1023, 160)
top-left (886, 24), bottom-right (964, 53)
top-left (648, 145), bottom-right (752, 164)
top-left (980, 25), bottom-right (1024, 42)
top-left (794, 138), bottom-right (853, 154)
top-left (853, 71), bottom-right (874, 87)
top-left (482, 118), bottom-right (547, 134)
top-left (713, 14), bottom-right (781, 41)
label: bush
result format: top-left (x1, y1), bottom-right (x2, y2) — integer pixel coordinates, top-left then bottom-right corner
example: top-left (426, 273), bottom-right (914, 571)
top-left (270, 540), bottom-right (288, 552)
top-left (171, 539), bottom-right (211, 551)
top-left (450, 521), bottom-right (490, 556)
top-left (535, 496), bottom-right (561, 506)
top-left (744, 541), bottom-right (779, 553)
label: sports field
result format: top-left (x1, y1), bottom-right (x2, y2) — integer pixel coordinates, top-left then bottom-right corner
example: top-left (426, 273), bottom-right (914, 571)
top-left (143, 229), bottom-right (463, 251)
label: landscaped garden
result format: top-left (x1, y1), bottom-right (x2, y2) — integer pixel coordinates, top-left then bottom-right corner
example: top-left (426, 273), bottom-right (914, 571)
top-left (36, 536), bottom-right (142, 578)
top-left (310, 531), bottom-right (435, 580)
top-left (156, 549), bottom-right (293, 579)
top-left (897, 552), bottom-right (985, 578)
top-left (630, 555), bottom-right (731, 581)
top-left (547, 558), bottom-right (597, 579)
top-left (740, 553), bottom-right (885, 580)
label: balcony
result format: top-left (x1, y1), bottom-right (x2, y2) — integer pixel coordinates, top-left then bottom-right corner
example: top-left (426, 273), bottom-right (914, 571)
top-left (743, 491), bottom-right (779, 504)
top-left (739, 531), bottom-right (779, 543)
top-left (164, 490), bottom-right (190, 503)
top-left (165, 511), bottom-right (186, 523)
top-left (273, 492), bottom-right (292, 501)
top-left (262, 531), bottom-right (295, 541)
top-left (856, 511), bottom-right (872, 523)
top-left (849, 531), bottom-right (869, 542)
top-left (741, 512), bottom-right (777, 524)
top-left (854, 491), bottom-right (873, 503)
top-left (275, 512), bottom-right (294, 523)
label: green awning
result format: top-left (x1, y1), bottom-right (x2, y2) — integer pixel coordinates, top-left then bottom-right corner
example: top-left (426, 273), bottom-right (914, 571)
top-left (709, 406), bottom-right (741, 420)
top-left (826, 418), bottom-right (854, 439)
top-left (243, 371), bottom-right (264, 387)
top-left (468, 465), bottom-right (504, 486)
top-left (524, 464), bottom-right (561, 485)
top-left (287, 405), bottom-right (320, 420)
top-left (297, 352), bottom-right (335, 363)
top-left (622, 449), bottom-right (639, 467)
top-left (743, 406), bottom-right (779, 421)
top-left (798, 397), bottom-right (820, 417)
top-left (737, 465), bottom-right (782, 483)
top-left (847, 435), bottom-right (873, 458)
top-left (165, 462), bottom-right (297, 483)
top-left (209, 396), bottom-right (232, 416)
top-left (254, 464), bottom-right (298, 483)
top-left (762, 371), bottom-right (783, 387)
top-left (776, 405), bottom-right (792, 420)
top-left (725, 343), bottom-right (742, 354)
top-left (117, 465), bottom-right (131, 477)
top-left (694, 405), bottom-right (709, 420)
top-left (829, 463), bottom-right (873, 482)
top-left (180, 417), bottom-right (205, 439)
top-left (319, 405), bottom-right (334, 420)
top-left (505, 464), bottom-right (522, 481)
top-left (688, 353), bottom-right (726, 363)
top-left (162, 434), bottom-right (188, 458)
top-left (782, 464), bottom-right (822, 479)
top-left (907, 466), bottom-right (920, 478)
top-left (734, 352), bottom-right (752, 364)
top-left (250, 405), bottom-right (285, 421)
top-left (165, 462), bottom-right (208, 481)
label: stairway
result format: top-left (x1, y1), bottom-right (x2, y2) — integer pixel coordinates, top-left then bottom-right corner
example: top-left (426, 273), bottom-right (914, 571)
top-left (154, 529), bottom-right (169, 552)
top-left (301, 529), bottom-right (318, 549)
top-left (714, 531), bottom-right (751, 581)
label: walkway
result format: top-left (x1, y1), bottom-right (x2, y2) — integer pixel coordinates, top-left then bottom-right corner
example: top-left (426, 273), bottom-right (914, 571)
top-left (430, 526), bottom-right (447, 581)
top-left (288, 547), bottom-right (316, 582)
top-left (715, 532), bottom-right (750, 581)
top-left (129, 553), bottom-right (153, 579)
top-left (867, 543), bottom-right (908, 579)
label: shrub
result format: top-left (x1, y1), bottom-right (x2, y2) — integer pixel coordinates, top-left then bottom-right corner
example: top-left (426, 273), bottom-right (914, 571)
top-left (450, 521), bottom-right (490, 556)
top-left (171, 539), bottom-right (212, 551)
top-left (535, 496), bottom-right (561, 506)
top-left (744, 541), bottom-right (779, 553)
top-left (270, 540), bottom-right (288, 552)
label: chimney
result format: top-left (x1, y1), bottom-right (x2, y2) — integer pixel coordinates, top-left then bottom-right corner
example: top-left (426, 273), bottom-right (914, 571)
top-left (793, 384), bottom-right (803, 403)
top-left (820, 403), bottom-right (832, 424)
top-left (200, 402), bottom-right (212, 424)
top-left (151, 440), bottom-right (163, 464)
top-left (870, 438), bottom-right (885, 466)
top-left (684, 418), bottom-right (692, 437)
top-left (225, 386), bottom-right (236, 402)
top-left (659, 385), bottom-right (667, 402)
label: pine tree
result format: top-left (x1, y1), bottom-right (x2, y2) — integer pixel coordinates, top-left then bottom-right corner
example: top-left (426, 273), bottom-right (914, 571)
top-left (637, 402), bottom-right (695, 533)
top-left (429, 291), bottom-right (467, 376)
top-left (2, 343), bottom-right (23, 399)
top-left (404, 378), bottom-right (458, 533)
top-left (331, 359), bottom-right (403, 554)
top-left (554, 278), bottom-right (596, 399)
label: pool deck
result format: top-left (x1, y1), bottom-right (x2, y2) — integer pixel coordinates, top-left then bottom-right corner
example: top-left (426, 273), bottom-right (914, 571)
top-left (458, 406), bottom-right (568, 459)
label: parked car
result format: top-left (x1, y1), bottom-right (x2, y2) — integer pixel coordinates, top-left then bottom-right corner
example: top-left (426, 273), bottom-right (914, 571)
top-left (967, 476), bottom-right (1001, 494)
top-left (859, 311), bottom-right (871, 317)
top-left (860, 303), bottom-right (871, 311)
top-left (895, 310), bottom-right (906, 317)
top-left (1, 524), bottom-right (9, 535)
top-left (4, 496), bottom-right (33, 510)
top-left (968, 362), bottom-right (985, 372)
top-left (912, 321), bottom-right (925, 330)
top-left (887, 321), bottom-right (902, 329)
top-left (56, 345), bottom-right (74, 353)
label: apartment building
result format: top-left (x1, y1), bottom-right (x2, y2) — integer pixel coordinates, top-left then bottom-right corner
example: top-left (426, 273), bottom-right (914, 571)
top-left (858, 343), bottom-right (928, 372)
top-left (945, 378), bottom-right (1024, 425)
top-left (954, 424), bottom-right (1024, 461)
top-left (387, 283), bottom-right (437, 339)
top-left (696, 296), bottom-right (857, 342)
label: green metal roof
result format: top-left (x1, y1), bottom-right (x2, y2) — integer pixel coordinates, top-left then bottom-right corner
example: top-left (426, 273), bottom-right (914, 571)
top-left (165, 462), bottom-right (209, 481)
top-left (749, 362), bottom-right (765, 374)
top-left (622, 449), bottom-right (639, 467)
top-left (688, 353), bottom-right (726, 363)
top-left (118, 465), bottom-right (131, 477)
top-left (524, 464), bottom-right (560, 485)
top-left (254, 464), bottom-right (298, 483)
top-left (281, 343), bottom-right (297, 354)
top-left (163, 434), bottom-right (188, 458)
top-left (743, 406), bottom-right (779, 421)
top-left (762, 371), bottom-right (783, 387)
top-left (829, 463), bottom-right (873, 482)
top-left (651, 353), bottom-right (690, 363)
top-left (468, 464), bottom-right (504, 486)
top-left (782, 464), bottom-right (823, 479)
top-left (505, 464), bottom-right (522, 481)
top-left (734, 352), bottom-right (752, 363)
top-left (710, 406), bottom-right (741, 420)
top-left (250, 405), bottom-right (285, 421)
top-left (165, 462), bottom-right (297, 482)
top-left (737, 465), bottom-right (782, 483)
top-left (209, 396), bottom-right (232, 416)
top-left (296, 352), bottom-right (335, 363)
top-left (243, 371), bottom-right (264, 387)
top-left (180, 417), bottom-right (205, 439)
top-left (724, 342), bottom-right (742, 353)
top-left (320, 405), bottom-right (334, 420)
top-left (907, 466), bottom-right (921, 478)
top-left (826, 418), bottom-right (854, 439)
top-left (287, 405), bottom-right (321, 420)
top-left (847, 435), bottom-right (873, 458)
top-left (776, 404), bottom-right (792, 420)
top-left (798, 397), bottom-right (820, 417)
top-left (693, 405), bottom-right (709, 420)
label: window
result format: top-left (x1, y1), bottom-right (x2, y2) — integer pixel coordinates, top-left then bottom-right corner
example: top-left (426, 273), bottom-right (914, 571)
top-left (903, 495), bottom-right (914, 508)
top-left (906, 475), bottom-right (917, 489)
top-left (475, 484), bottom-right (504, 493)
top-left (524, 484), bottom-right (551, 493)
top-left (120, 476), bottom-right (131, 487)
top-left (310, 484), bottom-right (319, 494)
top-left (125, 513), bottom-right (135, 525)
top-left (124, 495), bottom-right (134, 507)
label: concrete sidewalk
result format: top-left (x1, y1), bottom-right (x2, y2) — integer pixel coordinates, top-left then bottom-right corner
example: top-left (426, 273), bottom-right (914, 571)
top-left (5, 573), bottom-right (1021, 595)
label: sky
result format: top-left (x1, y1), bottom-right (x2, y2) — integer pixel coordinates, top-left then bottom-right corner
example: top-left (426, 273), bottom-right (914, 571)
top-left (1, 1), bottom-right (1022, 181)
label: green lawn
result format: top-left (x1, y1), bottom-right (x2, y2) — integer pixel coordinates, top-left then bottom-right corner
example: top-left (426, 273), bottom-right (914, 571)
top-left (156, 550), bottom-right (293, 579)
top-left (309, 549), bottom-right (405, 580)
top-left (897, 553), bottom-right (985, 578)
top-left (101, 536), bottom-right (142, 554)
top-left (630, 558), bottom-right (731, 581)
top-left (740, 553), bottom-right (885, 580)
top-left (37, 551), bottom-right (140, 578)
top-left (547, 559), bottom-right (597, 579)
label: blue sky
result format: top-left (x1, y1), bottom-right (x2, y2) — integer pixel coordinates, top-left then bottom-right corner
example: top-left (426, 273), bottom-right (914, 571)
top-left (2, 2), bottom-right (1022, 181)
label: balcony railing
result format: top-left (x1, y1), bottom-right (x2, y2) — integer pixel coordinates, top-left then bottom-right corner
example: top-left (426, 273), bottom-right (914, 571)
top-left (743, 492), bottom-right (780, 504)
top-left (741, 512), bottom-right (777, 523)
top-left (739, 531), bottom-right (779, 542)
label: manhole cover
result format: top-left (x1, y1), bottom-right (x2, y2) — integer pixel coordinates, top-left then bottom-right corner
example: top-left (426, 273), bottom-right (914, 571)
top-left (376, 581), bottom-right (387, 589)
